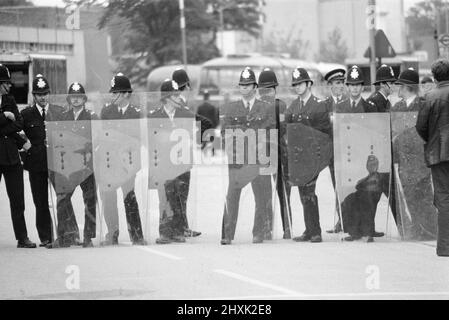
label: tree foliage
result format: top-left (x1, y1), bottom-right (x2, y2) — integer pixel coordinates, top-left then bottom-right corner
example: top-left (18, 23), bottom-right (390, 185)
top-left (262, 26), bottom-right (309, 59)
top-left (316, 27), bottom-right (348, 64)
top-left (0, 0), bottom-right (33, 6)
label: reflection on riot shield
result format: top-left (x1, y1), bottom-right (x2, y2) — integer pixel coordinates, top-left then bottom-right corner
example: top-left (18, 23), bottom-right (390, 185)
top-left (46, 119), bottom-right (96, 247)
top-left (147, 116), bottom-right (196, 244)
top-left (92, 118), bottom-right (147, 246)
top-left (334, 113), bottom-right (397, 240)
top-left (391, 112), bottom-right (437, 240)
top-left (220, 93), bottom-right (279, 244)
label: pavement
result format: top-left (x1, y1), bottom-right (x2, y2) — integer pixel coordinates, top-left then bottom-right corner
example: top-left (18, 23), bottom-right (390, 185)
top-left (1, 162), bottom-right (448, 300)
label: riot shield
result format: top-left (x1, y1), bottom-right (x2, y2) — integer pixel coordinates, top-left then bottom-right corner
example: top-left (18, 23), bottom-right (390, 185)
top-left (391, 111), bottom-right (437, 240)
top-left (333, 111), bottom-right (397, 240)
top-left (90, 93), bottom-right (148, 246)
top-left (45, 97), bottom-right (97, 247)
top-left (220, 89), bottom-right (279, 244)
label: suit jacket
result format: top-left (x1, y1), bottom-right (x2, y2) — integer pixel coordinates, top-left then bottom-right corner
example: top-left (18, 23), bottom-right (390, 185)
top-left (335, 97), bottom-right (370, 113)
top-left (416, 81), bottom-right (449, 167)
top-left (285, 94), bottom-right (331, 136)
top-left (0, 94), bottom-right (24, 166)
top-left (21, 103), bottom-right (64, 172)
top-left (323, 95), bottom-right (348, 114)
top-left (392, 96), bottom-right (423, 112)
top-left (61, 106), bottom-right (99, 121)
top-left (100, 103), bottom-right (141, 120)
top-left (366, 91), bottom-right (391, 113)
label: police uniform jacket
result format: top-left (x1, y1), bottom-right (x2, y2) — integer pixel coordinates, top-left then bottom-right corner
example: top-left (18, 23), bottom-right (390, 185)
top-left (366, 91), bottom-right (391, 112)
top-left (100, 103), bottom-right (141, 120)
top-left (21, 103), bottom-right (64, 172)
top-left (0, 94), bottom-right (24, 166)
top-left (285, 94), bottom-right (331, 136)
top-left (335, 97), bottom-right (370, 113)
top-left (416, 81), bottom-right (449, 167)
top-left (391, 96), bottom-right (423, 112)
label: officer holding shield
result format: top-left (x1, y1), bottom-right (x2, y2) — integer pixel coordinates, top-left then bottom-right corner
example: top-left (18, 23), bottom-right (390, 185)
top-left (99, 73), bottom-right (146, 246)
top-left (285, 67), bottom-right (331, 243)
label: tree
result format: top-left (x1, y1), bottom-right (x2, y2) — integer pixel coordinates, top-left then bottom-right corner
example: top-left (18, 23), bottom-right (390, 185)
top-left (316, 27), bottom-right (348, 64)
top-left (65, 0), bottom-right (264, 88)
top-left (262, 26), bottom-right (309, 59)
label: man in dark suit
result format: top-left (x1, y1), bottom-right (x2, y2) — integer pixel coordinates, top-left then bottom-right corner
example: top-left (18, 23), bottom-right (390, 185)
top-left (99, 73), bottom-right (146, 246)
top-left (221, 67), bottom-right (275, 245)
top-left (285, 67), bottom-right (331, 243)
top-left (366, 64), bottom-right (397, 113)
top-left (47, 82), bottom-right (97, 248)
top-left (416, 59), bottom-right (449, 257)
top-left (21, 74), bottom-right (64, 247)
top-left (0, 64), bottom-right (36, 248)
top-left (258, 67), bottom-right (291, 240)
top-left (392, 68), bottom-right (423, 112)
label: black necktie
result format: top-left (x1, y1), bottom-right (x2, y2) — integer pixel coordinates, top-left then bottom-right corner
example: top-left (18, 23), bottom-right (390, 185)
top-left (42, 107), bottom-right (46, 121)
top-left (246, 101), bottom-right (250, 112)
top-left (352, 100), bottom-right (356, 109)
top-left (300, 99), bottom-right (304, 110)
top-left (119, 108), bottom-right (123, 117)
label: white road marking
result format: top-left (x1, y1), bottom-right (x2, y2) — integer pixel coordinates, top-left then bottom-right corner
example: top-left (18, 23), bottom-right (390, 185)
top-left (214, 269), bottom-right (303, 296)
top-left (137, 247), bottom-right (184, 260)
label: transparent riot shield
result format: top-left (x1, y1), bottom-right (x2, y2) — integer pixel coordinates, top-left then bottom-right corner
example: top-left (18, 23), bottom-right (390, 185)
top-left (90, 93), bottom-right (148, 246)
top-left (220, 88), bottom-right (278, 244)
top-left (146, 94), bottom-right (199, 245)
top-left (333, 102), bottom-right (397, 242)
top-left (45, 95), bottom-right (97, 248)
top-left (390, 95), bottom-right (437, 240)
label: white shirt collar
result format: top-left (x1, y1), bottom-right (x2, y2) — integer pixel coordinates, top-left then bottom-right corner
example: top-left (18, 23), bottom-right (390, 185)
top-left (163, 105), bottom-right (176, 120)
top-left (119, 103), bottom-right (129, 114)
top-left (242, 97), bottom-right (256, 111)
top-left (406, 95), bottom-right (417, 108)
top-left (73, 107), bottom-right (84, 120)
top-left (350, 96), bottom-right (362, 106)
top-left (379, 90), bottom-right (388, 100)
top-left (36, 103), bottom-right (49, 116)
top-left (300, 92), bottom-right (312, 105)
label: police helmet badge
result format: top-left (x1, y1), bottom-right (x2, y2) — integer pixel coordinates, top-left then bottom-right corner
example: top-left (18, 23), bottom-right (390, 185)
top-left (72, 82), bottom-right (81, 92)
top-left (172, 80), bottom-right (179, 90)
top-left (37, 78), bottom-right (46, 89)
top-left (242, 68), bottom-right (251, 79)
top-left (293, 68), bottom-right (301, 79)
top-left (350, 67), bottom-right (359, 80)
top-left (110, 77), bottom-right (115, 88)
top-left (389, 67), bottom-right (394, 77)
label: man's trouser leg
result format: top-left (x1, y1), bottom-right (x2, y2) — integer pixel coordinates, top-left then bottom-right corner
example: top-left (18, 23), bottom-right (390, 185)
top-left (121, 177), bottom-right (143, 242)
top-left (80, 174), bottom-right (97, 239)
top-left (100, 189), bottom-right (119, 241)
top-left (1, 165), bottom-right (28, 241)
top-left (431, 163), bottom-right (449, 255)
top-left (29, 170), bottom-right (53, 243)
top-left (298, 178), bottom-right (321, 237)
top-left (56, 189), bottom-right (80, 244)
top-left (252, 174), bottom-right (272, 239)
top-left (222, 183), bottom-right (242, 241)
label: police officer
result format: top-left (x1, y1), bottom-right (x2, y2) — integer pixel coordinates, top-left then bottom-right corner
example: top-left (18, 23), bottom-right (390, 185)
top-left (285, 67), bottom-right (331, 243)
top-left (366, 64), bottom-right (397, 112)
top-left (21, 74), bottom-right (64, 247)
top-left (0, 64), bottom-right (36, 248)
top-left (99, 73), bottom-right (146, 246)
top-left (48, 82), bottom-right (98, 248)
top-left (221, 67), bottom-right (275, 245)
top-left (392, 68), bottom-right (422, 112)
top-left (149, 79), bottom-right (197, 244)
top-left (258, 67), bottom-right (291, 239)
top-left (171, 68), bottom-right (202, 238)
top-left (336, 65), bottom-right (371, 113)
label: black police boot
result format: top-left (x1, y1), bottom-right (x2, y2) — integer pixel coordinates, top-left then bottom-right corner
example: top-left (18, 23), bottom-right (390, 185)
top-left (17, 238), bottom-right (37, 249)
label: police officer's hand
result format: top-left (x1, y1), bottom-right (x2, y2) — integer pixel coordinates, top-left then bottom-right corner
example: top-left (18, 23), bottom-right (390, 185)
top-left (3, 111), bottom-right (15, 121)
top-left (23, 140), bottom-right (32, 151)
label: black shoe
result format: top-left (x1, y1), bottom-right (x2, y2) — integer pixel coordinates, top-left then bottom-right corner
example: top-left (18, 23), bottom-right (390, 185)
top-left (373, 231), bottom-right (384, 237)
top-left (252, 236), bottom-right (264, 244)
top-left (156, 236), bottom-right (172, 244)
top-left (293, 234), bottom-right (311, 242)
top-left (326, 223), bottom-right (342, 234)
top-left (220, 239), bottom-right (232, 245)
top-left (17, 239), bottom-right (37, 249)
top-left (437, 251), bottom-right (449, 257)
top-left (344, 236), bottom-right (354, 242)
top-left (132, 239), bottom-right (148, 246)
top-left (310, 235), bottom-right (322, 243)
top-left (367, 237), bottom-right (374, 243)
top-left (39, 240), bottom-right (52, 247)
top-left (82, 238), bottom-right (94, 248)
top-left (184, 229), bottom-right (201, 237)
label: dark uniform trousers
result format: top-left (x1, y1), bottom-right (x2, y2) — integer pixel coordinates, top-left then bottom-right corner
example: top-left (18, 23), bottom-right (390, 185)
top-left (21, 104), bottom-right (64, 243)
top-left (431, 162), bottom-right (449, 254)
top-left (100, 103), bottom-right (144, 243)
top-left (222, 172), bottom-right (272, 240)
top-left (101, 176), bottom-right (143, 242)
top-left (0, 94), bottom-right (28, 241)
